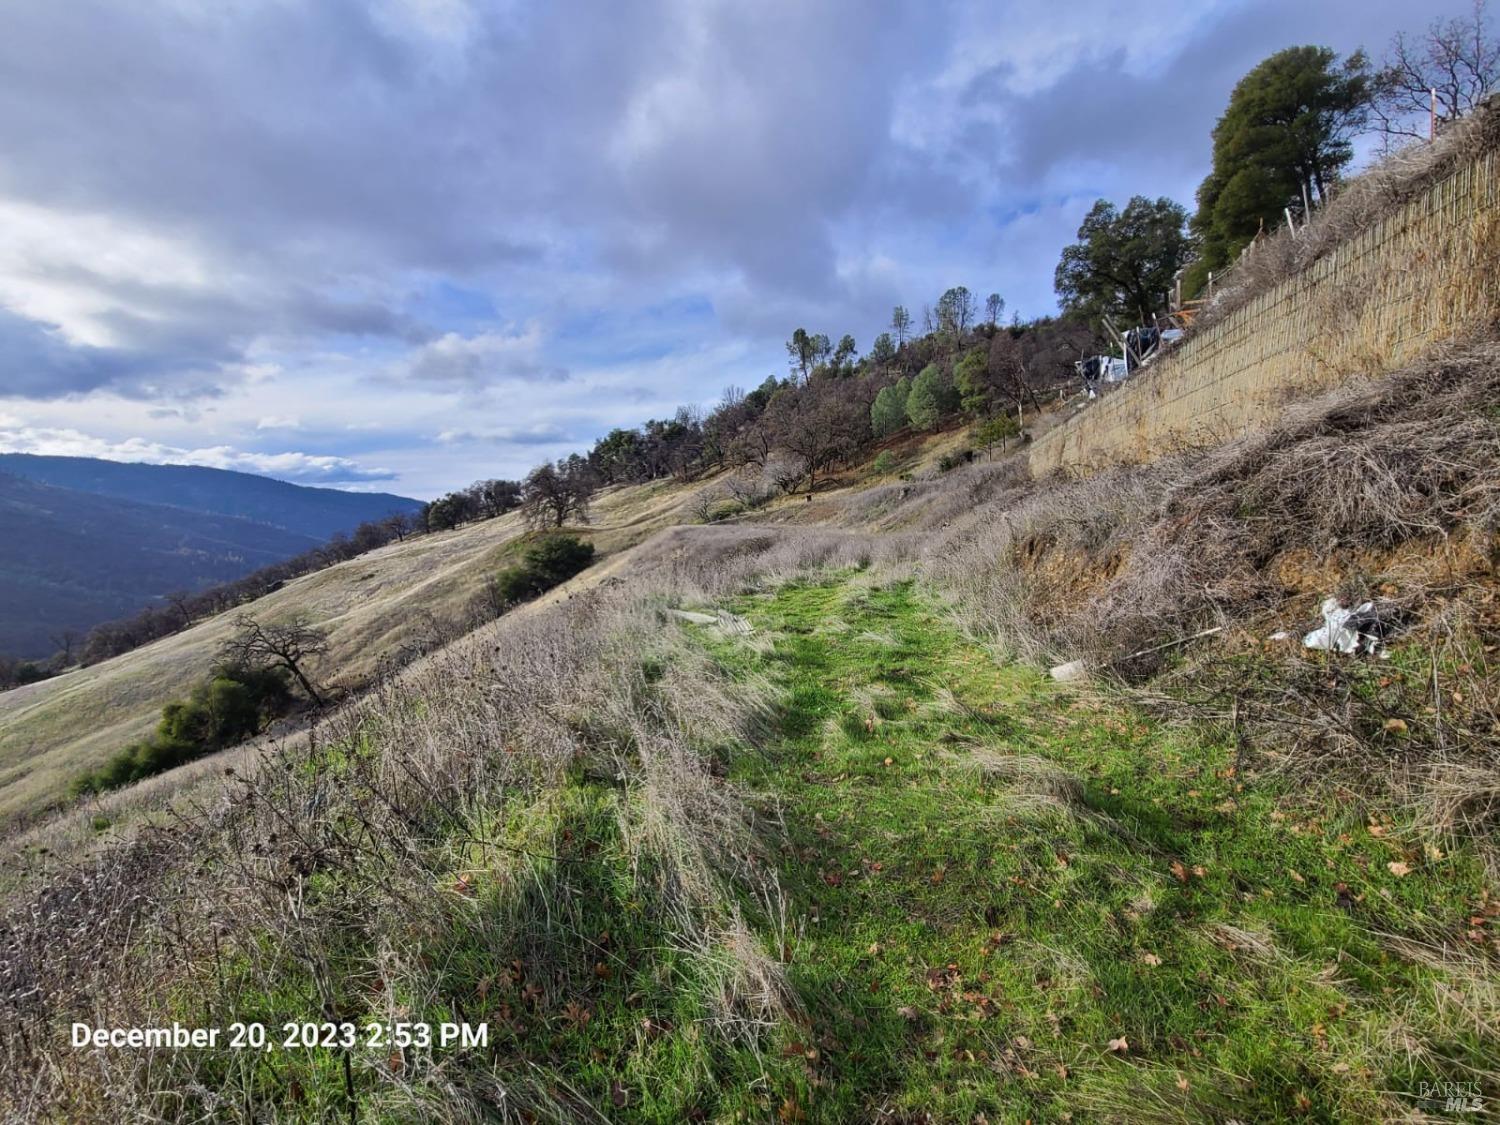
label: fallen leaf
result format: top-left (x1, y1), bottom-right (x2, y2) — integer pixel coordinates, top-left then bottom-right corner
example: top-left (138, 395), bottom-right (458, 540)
top-left (1140, 952), bottom-right (1162, 967)
top-left (1170, 861), bottom-right (1188, 884)
top-left (1383, 718), bottom-right (1408, 734)
top-left (1387, 861), bottom-right (1412, 878)
top-left (1107, 1036), bottom-right (1129, 1054)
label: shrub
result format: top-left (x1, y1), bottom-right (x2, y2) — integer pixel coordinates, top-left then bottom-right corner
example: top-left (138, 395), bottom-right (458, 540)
top-left (13, 662), bottom-right (48, 686)
top-left (495, 535), bottom-right (596, 607)
top-left (71, 664), bottom-right (292, 796)
top-left (872, 450), bottom-right (897, 475)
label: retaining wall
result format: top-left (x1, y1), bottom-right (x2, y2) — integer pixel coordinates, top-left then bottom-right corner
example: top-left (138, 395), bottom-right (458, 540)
top-left (1030, 146), bottom-right (1500, 476)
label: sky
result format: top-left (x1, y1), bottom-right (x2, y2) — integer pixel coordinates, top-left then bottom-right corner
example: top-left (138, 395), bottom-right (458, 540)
top-left (0, 0), bottom-right (1469, 499)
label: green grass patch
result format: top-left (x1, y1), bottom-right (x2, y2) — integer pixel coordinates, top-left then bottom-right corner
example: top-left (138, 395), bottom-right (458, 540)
top-left (700, 574), bottom-right (1496, 1122)
top-left (143, 572), bottom-right (1497, 1121)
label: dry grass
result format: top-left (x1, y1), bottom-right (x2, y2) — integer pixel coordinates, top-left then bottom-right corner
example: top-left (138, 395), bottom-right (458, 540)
top-left (0, 474), bottom-right (710, 833)
top-left (0, 537), bottom-right (813, 1119)
top-left (0, 503), bottom-right (970, 1118)
top-left (696, 339), bottom-right (1493, 840)
top-left (2, 309), bottom-right (1497, 1116)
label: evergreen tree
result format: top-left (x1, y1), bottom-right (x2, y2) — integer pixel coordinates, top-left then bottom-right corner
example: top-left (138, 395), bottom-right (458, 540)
top-left (1055, 196), bottom-right (1191, 328)
top-left (869, 332), bottom-right (897, 366)
top-left (871, 377), bottom-right (911, 437)
top-left (890, 305), bottom-right (912, 345)
top-left (1190, 45), bottom-right (1370, 285)
top-left (906, 364), bottom-right (956, 430)
top-left (953, 349), bottom-right (990, 416)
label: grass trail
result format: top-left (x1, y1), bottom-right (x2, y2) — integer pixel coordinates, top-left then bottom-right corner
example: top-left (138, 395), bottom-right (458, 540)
top-left (141, 573), bottom-right (1496, 1122)
top-left (705, 574), bottom-right (1494, 1123)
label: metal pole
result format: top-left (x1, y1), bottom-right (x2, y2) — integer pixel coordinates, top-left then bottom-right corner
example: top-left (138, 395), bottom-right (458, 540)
top-left (1431, 87), bottom-right (1437, 141)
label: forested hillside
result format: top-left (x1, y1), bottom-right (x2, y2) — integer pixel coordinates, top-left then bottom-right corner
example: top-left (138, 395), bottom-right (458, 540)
top-left (0, 455), bottom-right (420, 540)
top-left (0, 458), bottom-right (421, 663)
top-left (0, 474), bottom-right (318, 659)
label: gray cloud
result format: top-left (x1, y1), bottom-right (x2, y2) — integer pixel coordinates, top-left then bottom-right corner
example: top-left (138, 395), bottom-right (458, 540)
top-left (0, 0), bottom-right (1478, 492)
top-left (438, 423), bottom-right (571, 446)
top-left (401, 327), bottom-right (569, 388)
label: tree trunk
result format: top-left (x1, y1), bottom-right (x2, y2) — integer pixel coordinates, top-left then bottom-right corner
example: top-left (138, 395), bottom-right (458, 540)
top-left (286, 661), bottom-right (325, 707)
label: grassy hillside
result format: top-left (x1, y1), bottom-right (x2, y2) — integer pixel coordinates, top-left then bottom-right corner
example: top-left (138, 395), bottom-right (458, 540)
top-left (0, 474), bottom-right (704, 830)
top-left (1, 353), bottom-right (1496, 1119)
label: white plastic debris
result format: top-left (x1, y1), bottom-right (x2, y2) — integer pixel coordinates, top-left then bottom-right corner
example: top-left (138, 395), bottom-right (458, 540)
top-left (1268, 630), bottom-right (1292, 641)
top-left (1302, 597), bottom-right (1379, 655)
top-left (1050, 659), bottom-right (1086, 682)
top-left (667, 608), bottom-right (754, 635)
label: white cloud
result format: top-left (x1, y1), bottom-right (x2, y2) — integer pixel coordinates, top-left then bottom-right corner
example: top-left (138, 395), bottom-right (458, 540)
top-left (0, 423), bottom-right (394, 484)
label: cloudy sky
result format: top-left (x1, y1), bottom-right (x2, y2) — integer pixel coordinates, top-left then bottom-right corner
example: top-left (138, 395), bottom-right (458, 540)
top-left (0, 0), bottom-right (1464, 498)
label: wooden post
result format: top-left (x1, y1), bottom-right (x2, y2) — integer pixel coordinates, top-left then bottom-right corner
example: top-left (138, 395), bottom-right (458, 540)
top-left (1431, 88), bottom-right (1437, 141)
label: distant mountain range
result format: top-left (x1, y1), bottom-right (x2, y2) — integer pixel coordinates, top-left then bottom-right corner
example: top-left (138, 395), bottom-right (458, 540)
top-left (0, 454), bottom-right (420, 542)
top-left (0, 456), bottom-right (422, 660)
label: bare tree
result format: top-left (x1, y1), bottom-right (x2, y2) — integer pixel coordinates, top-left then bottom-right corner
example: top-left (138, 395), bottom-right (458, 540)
top-left (521, 460), bottom-right (593, 528)
top-left (689, 484), bottom-right (727, 523)
top-left (383, 511), bottom-right (418, 541)
top-left (723, 465), bottom-right (768, 509)
top-left (165, 591), bottom-right (195, 631)
top-left (1375, 1), bottom-right (1500, 141)
top-left (49, 629), bottom-right (79, 666)
top-left (985, 293), bottom-right (1005, 327)
top-left (220, 614), bottom-right (330, 706)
